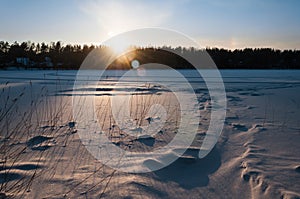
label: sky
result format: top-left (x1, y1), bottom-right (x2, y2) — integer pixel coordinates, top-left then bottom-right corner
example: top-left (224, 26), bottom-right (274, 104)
top-left (0, 0), bottom-right (300, 49)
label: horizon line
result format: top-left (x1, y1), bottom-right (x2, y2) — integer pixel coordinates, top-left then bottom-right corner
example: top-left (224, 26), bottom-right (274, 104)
top-left (1, 40), bottom-right (300, 52)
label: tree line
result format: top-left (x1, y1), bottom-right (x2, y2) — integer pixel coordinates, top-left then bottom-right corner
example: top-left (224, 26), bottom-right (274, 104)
top-left (0, 41), bottom-right (300, 69)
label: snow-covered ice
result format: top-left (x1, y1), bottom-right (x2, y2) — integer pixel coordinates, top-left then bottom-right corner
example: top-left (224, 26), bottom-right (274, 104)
top-left (0, 69), bottom-right (299, 198)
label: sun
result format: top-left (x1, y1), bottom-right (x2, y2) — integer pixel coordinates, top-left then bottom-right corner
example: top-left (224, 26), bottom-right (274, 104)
top-left (107, 34), bottom-right (131, 54)
top-left (107, 31), bottom-right (115, 37)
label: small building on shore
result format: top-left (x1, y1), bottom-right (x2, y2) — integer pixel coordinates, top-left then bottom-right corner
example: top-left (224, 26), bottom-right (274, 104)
top-left (16, 57), bottom-right (30, 66)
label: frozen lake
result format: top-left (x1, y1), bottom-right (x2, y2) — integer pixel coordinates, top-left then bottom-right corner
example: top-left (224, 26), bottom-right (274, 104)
top-left (0, 69), bottom-right (300, 198)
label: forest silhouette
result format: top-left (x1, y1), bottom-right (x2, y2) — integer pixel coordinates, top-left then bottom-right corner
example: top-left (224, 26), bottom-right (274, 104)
top-left (1, 41), bottom-right (300, 69)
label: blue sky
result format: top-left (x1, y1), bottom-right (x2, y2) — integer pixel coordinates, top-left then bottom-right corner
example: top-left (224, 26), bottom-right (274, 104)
top-left (0, 0), bottom-right (300, 49)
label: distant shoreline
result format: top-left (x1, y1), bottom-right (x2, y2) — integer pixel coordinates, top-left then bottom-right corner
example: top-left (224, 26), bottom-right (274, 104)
top-left (1, 41), bottom-right (300, 70)
top-left (1, 67), bottom-right (300, 71)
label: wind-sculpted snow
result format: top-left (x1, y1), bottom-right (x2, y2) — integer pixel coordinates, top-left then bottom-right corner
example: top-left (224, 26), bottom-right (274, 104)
top-left (0, 70), bottom-right (300, 198)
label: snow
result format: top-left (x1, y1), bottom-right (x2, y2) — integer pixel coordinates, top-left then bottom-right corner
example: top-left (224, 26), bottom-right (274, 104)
top-left (0, 69), bottom-right (300, 198)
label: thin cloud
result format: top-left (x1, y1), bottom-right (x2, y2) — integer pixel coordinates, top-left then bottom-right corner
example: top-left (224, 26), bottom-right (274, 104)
top-left (80, 0), bottom-right (174, 37)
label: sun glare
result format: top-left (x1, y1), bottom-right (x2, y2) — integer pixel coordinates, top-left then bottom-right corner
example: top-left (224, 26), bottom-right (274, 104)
top-left (107, 35), bottom-right (130, 54)
top-left (107, 31), bottom-right (115, 37)
top-left (110, 43), bottom-right (129, 54)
